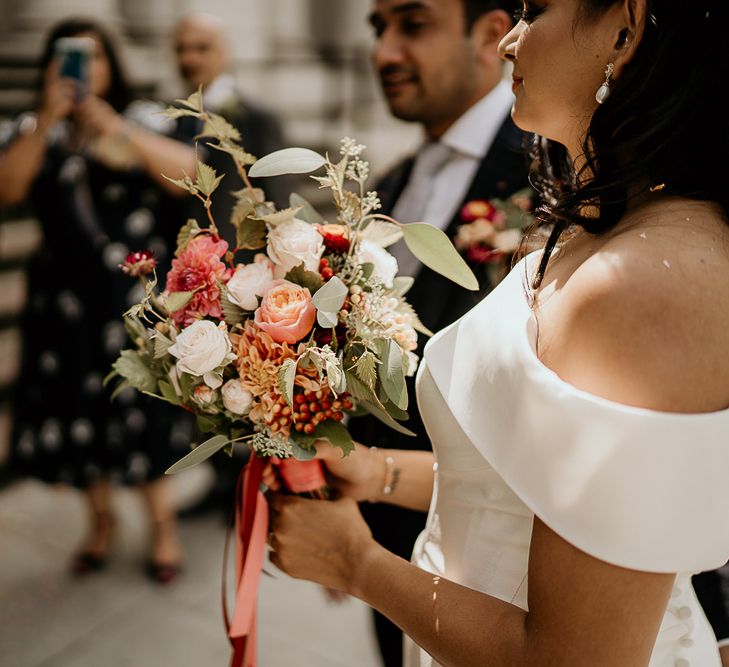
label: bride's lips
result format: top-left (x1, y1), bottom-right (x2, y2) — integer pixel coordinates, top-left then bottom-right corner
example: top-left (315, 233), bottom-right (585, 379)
top-left (512, 76), bottom-right (524, 93)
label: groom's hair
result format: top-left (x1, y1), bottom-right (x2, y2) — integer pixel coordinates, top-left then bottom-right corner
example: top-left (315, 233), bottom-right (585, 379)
top-left (462, 0), bottom-right (520, 31)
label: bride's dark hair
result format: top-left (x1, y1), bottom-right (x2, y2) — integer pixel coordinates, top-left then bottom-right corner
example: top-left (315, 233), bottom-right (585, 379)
top-left (530, 0), bottom-right (729, 287)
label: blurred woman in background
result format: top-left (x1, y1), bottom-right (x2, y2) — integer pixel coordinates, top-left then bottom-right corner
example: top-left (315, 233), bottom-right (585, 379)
top-left (0, 18), bottom-right (196, 583)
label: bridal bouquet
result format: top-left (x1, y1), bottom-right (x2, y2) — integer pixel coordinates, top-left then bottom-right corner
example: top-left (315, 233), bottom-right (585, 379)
top-left (106, 89), bottom-right (476, 666)
top-left (107, 89), bottom-right (477, 485)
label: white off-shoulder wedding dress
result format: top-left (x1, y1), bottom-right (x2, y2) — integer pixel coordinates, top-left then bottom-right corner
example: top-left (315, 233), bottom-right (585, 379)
top-left (405, 252), bottom-right (729, 666)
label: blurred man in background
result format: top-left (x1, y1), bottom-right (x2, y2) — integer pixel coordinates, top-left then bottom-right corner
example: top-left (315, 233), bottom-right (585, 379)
top-left (173, 12), bottom-right (289, 243)
top-left (351, 1), bottom-right (528, 664)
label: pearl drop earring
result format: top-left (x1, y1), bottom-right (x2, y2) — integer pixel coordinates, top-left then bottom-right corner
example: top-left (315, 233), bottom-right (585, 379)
top-left (595, 63), bottom-right (615, 105)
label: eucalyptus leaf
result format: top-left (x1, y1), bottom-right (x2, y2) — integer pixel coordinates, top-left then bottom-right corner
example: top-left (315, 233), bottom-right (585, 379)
top-left (380, 339), bottom-right (408, 410)
top-left (360, 400), bottom-right (416, 437)
top-left (279, 359), bottom-right (297, 411)
top-left (312, 276), bottom-right (347, 313)
top-left (290, 192), bottom-right (325, 224)
top-left (401, 223), bottom-right (478, 291)
top-left (317, 309), bottom-right (339, 329)
top-left (166, 434), bottom-right (230, 475)
top-left (249, 147), bottom-right (326, 178)
top-left (196, 414), bottom-right (219, 433)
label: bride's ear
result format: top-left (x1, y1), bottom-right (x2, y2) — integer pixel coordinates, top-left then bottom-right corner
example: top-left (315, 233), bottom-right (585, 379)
top-left (612, 0), bottom-right (646, 76)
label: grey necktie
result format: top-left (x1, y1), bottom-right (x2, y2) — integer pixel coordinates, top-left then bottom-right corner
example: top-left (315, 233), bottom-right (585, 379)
top-left (390, 141), bottom-right (454, 278)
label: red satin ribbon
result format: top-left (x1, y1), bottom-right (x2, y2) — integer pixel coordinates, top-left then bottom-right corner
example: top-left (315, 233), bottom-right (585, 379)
top-left (224, 454), bottom-right (268, 667)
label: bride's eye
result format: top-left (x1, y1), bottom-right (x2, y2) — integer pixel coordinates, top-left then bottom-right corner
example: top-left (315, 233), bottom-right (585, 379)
top-left (513, 3), bottom-right (544, 24)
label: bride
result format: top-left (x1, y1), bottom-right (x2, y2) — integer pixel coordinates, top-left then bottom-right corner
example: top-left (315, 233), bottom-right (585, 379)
top-left (266, 1), bottom-right (729, 664)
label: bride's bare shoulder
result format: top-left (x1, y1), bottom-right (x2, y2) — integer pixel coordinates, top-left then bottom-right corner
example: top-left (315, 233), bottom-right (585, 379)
top-left (538, 199), bottom-right (729, 412)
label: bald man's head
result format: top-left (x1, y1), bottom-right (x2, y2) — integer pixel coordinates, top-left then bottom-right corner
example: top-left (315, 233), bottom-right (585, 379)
top-left (174, 12), bottom-right (231, 90)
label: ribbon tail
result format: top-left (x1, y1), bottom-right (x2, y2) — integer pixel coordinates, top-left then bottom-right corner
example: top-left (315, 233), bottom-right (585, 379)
top-left (224, 454), bottom-right (268, 667)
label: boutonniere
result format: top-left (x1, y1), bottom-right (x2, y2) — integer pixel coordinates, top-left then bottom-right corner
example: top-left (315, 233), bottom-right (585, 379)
top-left (454, 188), bottom-right (536, 267)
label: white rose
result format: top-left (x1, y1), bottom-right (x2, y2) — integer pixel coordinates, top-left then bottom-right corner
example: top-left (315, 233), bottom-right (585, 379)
top-left (221, 379), bottom-right (253, 415)
top-left (358, 239), bottom-right (398, 288)
top-left (168, 320), bottom-right (232, 378)
top-left (227, 255), bottom-right (274, 311)
top-left (267, 218), bottom-right (324, 275)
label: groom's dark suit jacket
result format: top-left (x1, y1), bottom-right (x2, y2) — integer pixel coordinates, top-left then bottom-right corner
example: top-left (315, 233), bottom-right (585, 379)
top-left (349, 114), bottom-right (532, 666)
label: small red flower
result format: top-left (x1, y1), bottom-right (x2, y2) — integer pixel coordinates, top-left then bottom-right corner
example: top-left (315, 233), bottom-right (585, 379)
top-left (460, 200), bottom-right (497, 223)
top-left (120, 250), bottom-right (157, 277)
top-left (316, 224), bottom-right (351, 254)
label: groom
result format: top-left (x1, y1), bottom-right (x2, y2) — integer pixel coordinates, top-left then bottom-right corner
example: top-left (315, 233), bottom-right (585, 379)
top-left (351, 1), bottom-right (528, 665)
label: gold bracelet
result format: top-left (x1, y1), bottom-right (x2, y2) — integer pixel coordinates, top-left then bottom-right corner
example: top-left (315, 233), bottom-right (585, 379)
top-left (368, 446), bottom-right (400, 502)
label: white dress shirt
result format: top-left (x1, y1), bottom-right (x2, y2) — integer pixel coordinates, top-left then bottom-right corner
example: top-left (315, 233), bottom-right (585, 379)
top-left (392, 79), bottom-right (515, 232)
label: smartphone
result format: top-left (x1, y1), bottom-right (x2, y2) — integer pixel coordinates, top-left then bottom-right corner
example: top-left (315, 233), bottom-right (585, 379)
top-left (55, 36), bottom-right (94, 99)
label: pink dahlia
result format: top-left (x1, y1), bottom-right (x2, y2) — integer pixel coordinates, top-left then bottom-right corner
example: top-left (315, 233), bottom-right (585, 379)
top-left (166, 235), bottom-right (230, 326)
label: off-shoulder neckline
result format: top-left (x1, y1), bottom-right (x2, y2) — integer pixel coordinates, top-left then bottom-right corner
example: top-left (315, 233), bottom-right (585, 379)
top-left (516, 252), bottom-right (729, 421)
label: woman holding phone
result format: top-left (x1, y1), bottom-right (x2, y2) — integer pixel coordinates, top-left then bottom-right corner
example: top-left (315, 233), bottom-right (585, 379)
top-left (0, 18), bottom-right (197, 583)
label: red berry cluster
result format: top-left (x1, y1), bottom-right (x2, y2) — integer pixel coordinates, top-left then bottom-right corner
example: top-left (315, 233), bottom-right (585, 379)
top-left (319, 258), bottom-right (335, 281)
top-left (291, 390), bottom-right (354, 435)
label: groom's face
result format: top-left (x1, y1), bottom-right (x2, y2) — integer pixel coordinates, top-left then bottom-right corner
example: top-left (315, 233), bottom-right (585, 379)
top-left (369, 0), bottom-right (481, 135)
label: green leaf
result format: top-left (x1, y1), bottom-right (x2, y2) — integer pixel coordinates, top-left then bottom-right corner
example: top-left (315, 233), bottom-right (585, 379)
top-left (220, 288), bottom-right (246, 326)
top-left (153, 332), bottom-right (173, 359)
top-left (176, 218), bottom-right (201, 256)
top-left (206, 142), bottom-right (256, 166)
top-left (196, 414), bottom-right (219, 433)
top-left (166, 434), bottom-right (230, 475)
top-left (109, 379), bottom-right (130, 402)
top-left (290, 192), bottom-right (325, 224)
top-left (197, 113), bottom-right (242, 142)
top-left (350, 350), bottom-right (378, 391)
top-left (279, 359), bottom-right (297, 411)
top-left (313, 420), bottom-right (354, 457)
top-left (391, 276), bottom-right (414, 297)
top-left (176, 88), bottom-right (204, 113)
top-left (312, 276), bottom-right (347, 328)
top-left (249, 147), bottom-right (327, 178)
top-left (178, 370), bottom-right (194, 403)
top-left (230, 195), bottom-right (256, 228)
top-left (112, 350), bottom-right (157, 393)
top-left (236, 218), bottom-right (267, 250)
top-left (344, 370), bottom-right (379, 405)
top-left (285, 264), bottom-right (323, 294)
top-left (158, 380), bottom-right (180, 405)
top-left (401, 223), bottom-right (478, 291)
top-left (159, 107), bottom-right (200, 120)
top-left (162, 173), bottom-right (197, 196)
top-left (360, 400), bottom-right (416, 437)
top-left (165, 290), bottom-right (196, 314)
top-left (380, 338), bottom-right (408, 410)
top-left (254, 206), bottom-right (303, 228)
top-left (288, 437), bottom-right (317, 461)
top-left (195, 160), bottom-right (224, 197)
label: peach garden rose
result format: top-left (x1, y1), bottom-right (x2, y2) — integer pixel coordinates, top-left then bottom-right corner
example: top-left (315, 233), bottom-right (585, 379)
top-left (254, 279), bottom-right (316, 344)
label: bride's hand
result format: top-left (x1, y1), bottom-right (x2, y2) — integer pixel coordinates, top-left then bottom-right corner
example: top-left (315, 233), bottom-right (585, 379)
top-left (315, 439), bottom-right (388, 502)
top-left (261, 440), bottom-right (387, 502)
top-left (267, 492), bottom-right (378, 592)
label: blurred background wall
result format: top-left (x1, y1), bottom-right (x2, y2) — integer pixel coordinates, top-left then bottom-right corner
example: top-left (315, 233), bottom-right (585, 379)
top-left (0, 0), bottom-right (421, 478)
